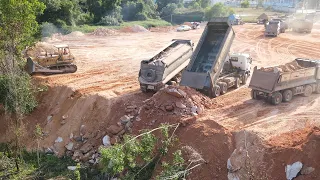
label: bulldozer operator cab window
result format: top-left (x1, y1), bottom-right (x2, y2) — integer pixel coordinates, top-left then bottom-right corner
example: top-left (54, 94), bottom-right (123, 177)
top-left (63, 48), bottom-right (69, 55)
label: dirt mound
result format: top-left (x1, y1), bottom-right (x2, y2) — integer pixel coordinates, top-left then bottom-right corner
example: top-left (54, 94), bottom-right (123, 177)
top-left (25, 42), bottom-right (58, 57)
top-left (90, 28), bottom-right (118, 36)
top-left (132, 86), bottom-right (217, 130)
top-left (260, 60), bottom-right (303, 72)
top-left (149, 26), bottom-right (176, 32)
top-left (66, 31), bottom-right (85, 37)
top-left (120, 25), bottom-right (149, 33)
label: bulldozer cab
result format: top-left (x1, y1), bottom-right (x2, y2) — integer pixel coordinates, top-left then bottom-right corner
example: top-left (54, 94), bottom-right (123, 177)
top-left (54, 45), bottom-right (74, 62)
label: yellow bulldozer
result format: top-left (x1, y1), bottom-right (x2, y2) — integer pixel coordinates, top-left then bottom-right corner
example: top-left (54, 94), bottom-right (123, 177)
top-left (26, 44), bottom-right (77, 75)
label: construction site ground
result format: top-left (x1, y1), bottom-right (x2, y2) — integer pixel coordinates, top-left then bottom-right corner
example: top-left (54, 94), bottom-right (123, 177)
top-left (1, 23), bottom-right (320, 179)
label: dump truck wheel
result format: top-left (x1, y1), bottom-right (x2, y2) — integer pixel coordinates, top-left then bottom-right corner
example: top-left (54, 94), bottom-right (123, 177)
top-left (218, 82), bottom-right (228, 95)
top-left (282, 89), bottom-right (293, 102)
top-left (241, 74), bottom-right (248, 85)
top-left (271, 92), bottom-right (283, 105)
top-left (303, 85), bottom-right (313, 97)
top-left (235, 78), bottom-right (240, 89)
top-left (144, 69), bottom-right (156, 82)
top-left (211, 86), bottom-right (221, 98)
top-left (251, 90), bottom-right (258, 99)
top-left (316, 83), bottom-right (320, 94)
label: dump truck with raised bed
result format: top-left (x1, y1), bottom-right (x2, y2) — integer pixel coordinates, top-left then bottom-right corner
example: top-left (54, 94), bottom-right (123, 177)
top-left (291, 19), bottom-right (313, 33)
top-left (180, 18), bottom-right (252, 98)
top-left (249, 58), bottom-right (320, 105)
top-left (265, 21), bottom-right (281, 36)
top-left (138, 39), bottom-right (194, 92)
top-left (26, 44), bottom-right (77, 75)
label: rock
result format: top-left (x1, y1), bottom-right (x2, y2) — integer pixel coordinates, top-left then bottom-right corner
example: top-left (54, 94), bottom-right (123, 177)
top-left (73, 150), bottom-right (83, 160)
top-left (70, 133), bottom-right (74, 139)
top-left (55, 137), bottom-right (63, 143)
top-left (61, 120), bottom-right (66, 125)
top-left (117, 121), bottom-right (122, 126)
top-left (135, 117), bottom-right (141, 122)
top-left (107, 125), bottom-right (124, 135)
top-left (175, 101), bottom-right (186, 109)
top-left (125, 121), bottom-right (133, 129)
top-left (89, 159), bottom-right (95, 164)
top-left (285, 161), bottom-right (303, 180)
top-left (62, 115), bottom-right (68, 120)
top-left (65, 142), bottom-right (74, 151)
top-left (117, 129), bottom-right (126, 136)
top-left (102, 135), bottom-right (111, 146)
top-left (177, 89), bottom-right (187, 98)
top-left (74, 136), bottom-right (82, 142)
top-left (165, 88), bottom-right (184, 98)
top-left (165, 105), bottom-right (174, 112)
top-left (110, 136), bottom-right (119, 145)
top-left (44, 147), bottom-right (54, 154)
top-left (80, 143), bottom-right (93, 154)
top-left (82, 151), bottom-right (94, 162)
top-left (80, 125), bottom-right (86, 136)
top-left (120, 115), bottom-right (131, 124)
top-left (47, 115), bottom-right (53, 122)
top-left (67, 166), bottom-right (77, 171)
top-left (301, 166), bottom-right (314, 175)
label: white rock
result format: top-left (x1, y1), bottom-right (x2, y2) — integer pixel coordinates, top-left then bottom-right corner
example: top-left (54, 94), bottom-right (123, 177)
top-left (102, 135), bottom-right (111, 146)
top-left (67, 166), bottom-right (77, 171)
top-left (62, 115), bottom-right (68, 120)
top-left (70, 133), bottom-right (74, 139)
top-left (80, 125), bottom-right (86, 136)
top-left (47, 115), bottom-right (53, 122)
top-left (175, 101), bottom-right (186, 109)
top-left (136, 117), bottom-right (141, 122)
top-left (55, 137), bottom-right (63, 143)
top-left (285, 161), bottom-right (303, 180)
top-left (191, 106), bottom-right (198, 113)
top-left (65, 142), bottom-right (74, 151)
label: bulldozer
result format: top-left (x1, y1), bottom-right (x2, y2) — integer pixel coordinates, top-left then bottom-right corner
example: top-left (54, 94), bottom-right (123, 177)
top-left (26, 44), bottom-right (77, 75)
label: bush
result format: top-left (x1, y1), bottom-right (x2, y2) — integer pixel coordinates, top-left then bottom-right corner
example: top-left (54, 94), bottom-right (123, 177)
top-left (135, 12), bottom-right (148, 20)
top-left (55, 19), bottom-right (67, 28)
top-left (205, 3), bottom-right (234, 20)
top-left (41, 23), bottom-right (59, 37)
top-left (0, 73), bottom-right (37, 115)
top-left (241, 0), bottom-right (250, 8)
top-left (99, 16), bottom-right (121, 26)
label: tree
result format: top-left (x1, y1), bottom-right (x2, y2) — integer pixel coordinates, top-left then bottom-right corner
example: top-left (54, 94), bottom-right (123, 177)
top-left (0, 0), bottom-right (45, 171)
top-left (205, 3), bottom-right (234, 20)
top-left (241, 0), bottom-right (250, 8)
top-left (156, 0), bottom-right (182, 11)
top-left (87, 0), bottom-right (122, 23)
top-left (122, 0), bottom-right (158, 21)
top-left (161, 3), bottom-right (178, 18)
top-left (195, 0), bottom-right (211, 9)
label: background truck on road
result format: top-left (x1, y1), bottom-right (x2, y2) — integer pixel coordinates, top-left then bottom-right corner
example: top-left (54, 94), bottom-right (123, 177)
top-left (180, 18), bottom-right (252, 98)
top-left (139, 39), bottom-right (193, 92)
top-left (249, 58), bottom-right (320, 105)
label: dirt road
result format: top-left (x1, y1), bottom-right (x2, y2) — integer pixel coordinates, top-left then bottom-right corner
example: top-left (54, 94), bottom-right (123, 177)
top-left (1, 23), bottom-right (320, 179)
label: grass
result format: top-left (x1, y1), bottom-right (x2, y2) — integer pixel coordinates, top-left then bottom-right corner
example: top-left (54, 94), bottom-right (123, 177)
top-left (63, 19), bottom-right (172, 33)
top-left (232, 7), bottom-right (286, 22)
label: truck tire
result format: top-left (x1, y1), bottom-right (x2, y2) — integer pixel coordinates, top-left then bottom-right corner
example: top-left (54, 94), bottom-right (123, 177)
top-left (144, 69), bottom-right (156, 82)
top-left (271, 92), bottom-right (283, 105)
top-left (251, 90), bottom-right (259, 99)
top-left (235, 78), bottom-right (240, 89)
top-left (303, 85), bottom-right (313, 97)
top-left (218, 82), bottom-right (228, 95)
top-left (316, 84), bottom-right (320, 94)
top-left (210, 86), bottom-right (221, 98)
top-left (282, 89), bottom-right (293, 102)
top-left (241, 74), bottom-right (248, 85)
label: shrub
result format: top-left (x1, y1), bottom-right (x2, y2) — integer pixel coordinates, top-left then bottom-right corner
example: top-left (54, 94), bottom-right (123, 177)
top-left (241, 0), bottom-right (250, 8)
top-left (135, 12), bottom-right (148, 20)
top-left (99, 16), bottom-right (121, 26)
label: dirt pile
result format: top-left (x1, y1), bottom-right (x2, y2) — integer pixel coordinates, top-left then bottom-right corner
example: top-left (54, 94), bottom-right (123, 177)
top-left (260, 60), bottom-right (303, 72)
top-left (149, 26), bottom-right (175, 32)
top-left (90, 28), bottom-right (118, 36)
top-left (120, 25), bottom-right (149, 33)
top-left (25, 42), bottom-right (58, 57)
top-left (66, 31), bottom-right (85, 37)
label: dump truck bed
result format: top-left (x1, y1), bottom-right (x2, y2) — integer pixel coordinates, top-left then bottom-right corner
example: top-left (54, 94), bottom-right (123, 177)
top-left (139, 39), bottom-right (193, 91)
top-left (249, 59), bottom-right (320, 93)
top-left (180, 17), bottom-right (235, 89)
